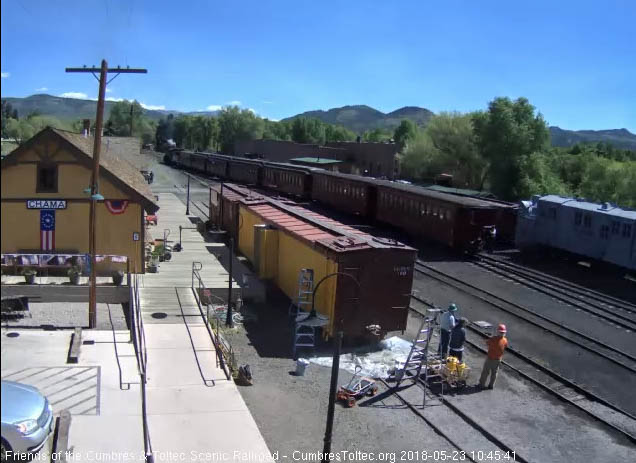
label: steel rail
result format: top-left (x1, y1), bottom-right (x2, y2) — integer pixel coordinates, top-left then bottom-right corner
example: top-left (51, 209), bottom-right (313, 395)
top-left (474, 254), bottom-right (636, 323)
top-left (409, 299), bottom-right (636, 442)
top-left (414, 262), bottom-right (636, 371)
top-left (476, 253), bottom-right (636, 313)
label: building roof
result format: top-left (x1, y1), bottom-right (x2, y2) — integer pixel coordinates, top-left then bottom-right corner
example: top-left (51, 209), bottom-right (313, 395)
top-left (3, 128), bottom-right (158, 214)
top-left (290, 157), bottom-right (343, 165)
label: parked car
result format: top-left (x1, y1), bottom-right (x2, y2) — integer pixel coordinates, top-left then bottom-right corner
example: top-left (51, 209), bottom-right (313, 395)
top-left (1, 381), bottom-right (54, 457)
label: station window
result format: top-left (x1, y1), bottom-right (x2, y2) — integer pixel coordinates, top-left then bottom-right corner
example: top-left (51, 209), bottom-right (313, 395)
top-left (37, 163), bottom-right (58, 193)
top-left (611, 221), bottom-right (620, 234)
top-left (574, 211), bottom-right (582, 226)
top-left (583, 214), bottom-right (592, 228)
top-left (623, 224), bottom-right (632, 238)
top-left (600, 225), bottom-right (609, 240)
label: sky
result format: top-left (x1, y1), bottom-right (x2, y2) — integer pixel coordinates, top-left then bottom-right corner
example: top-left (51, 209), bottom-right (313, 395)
top-left (1, 0), bottom-right (635, 131)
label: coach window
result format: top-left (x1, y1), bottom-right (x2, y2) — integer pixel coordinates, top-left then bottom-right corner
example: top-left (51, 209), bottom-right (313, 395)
top-left (611, 221), bottom-right (620, 235)
top-left (37, 163), bottom-right (58, 193)
top-left (623, 224), bottom-right (632, 238)
top-left (583, 214), bottom-right (592, 228)
top-left (574, 211), bottom-right (582, 226)
top-left (600, 225), bottom-right (609, 240)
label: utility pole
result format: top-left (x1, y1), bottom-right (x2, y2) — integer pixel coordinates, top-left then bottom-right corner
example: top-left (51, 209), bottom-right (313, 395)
top-left (226, 237), bottom-right (234, 327)
top-left (66, 61), bottom-right (147, 328)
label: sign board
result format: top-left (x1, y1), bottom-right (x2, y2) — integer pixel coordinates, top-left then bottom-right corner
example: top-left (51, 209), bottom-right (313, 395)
top-left (133, 232), bottom-right (140, 241)
top-left (27, 199), bottom-right (67, 209)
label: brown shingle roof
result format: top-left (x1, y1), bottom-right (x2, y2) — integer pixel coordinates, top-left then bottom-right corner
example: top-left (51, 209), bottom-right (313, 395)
top-left (50, 129), bottom-right (158, 213)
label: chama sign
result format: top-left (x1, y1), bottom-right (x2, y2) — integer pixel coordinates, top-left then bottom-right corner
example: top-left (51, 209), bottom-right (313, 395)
top-left (26, 199), bottom-right (67, 209)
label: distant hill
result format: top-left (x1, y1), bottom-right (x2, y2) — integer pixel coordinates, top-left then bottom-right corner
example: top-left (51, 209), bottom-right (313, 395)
top-left (283, 105), bottom-right (434, 133)
top-left (1, 94), bottom-right (217, 122)
top-left (4, 95), bottom-right (636, 150)
top-left (549, 127), bottom-right (636, 150)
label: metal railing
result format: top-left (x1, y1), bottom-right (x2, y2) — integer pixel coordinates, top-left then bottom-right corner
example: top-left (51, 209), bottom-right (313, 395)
top-left (129, 273), bottom-right (153, 462)
top-left (192, 262), bottom-right (233, 380)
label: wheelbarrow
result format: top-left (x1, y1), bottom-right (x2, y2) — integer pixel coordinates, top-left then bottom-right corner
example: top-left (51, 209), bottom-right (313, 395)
top-left (336, 365), bottom-right (378, 408)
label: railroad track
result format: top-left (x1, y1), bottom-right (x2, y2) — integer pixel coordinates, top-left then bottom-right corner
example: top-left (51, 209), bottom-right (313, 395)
top-left (407, 299), bottom-right (636, 445)
top-left (376, 377), bottom-right (526, 463)
top-left (474, 253), bottom-right (636, 326)
top-left (414, 261), bottom-right (636, 371)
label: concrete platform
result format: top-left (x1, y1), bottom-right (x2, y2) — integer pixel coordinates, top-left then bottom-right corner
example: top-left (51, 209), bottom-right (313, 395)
top-left (1, 281), bottom-right (129, 303)
top-left (0, 328), bottom-right (144, 454)
top-left (140, 193), bottom-right (265, 303)
top-left (137, 192), bottom-right (271, 457)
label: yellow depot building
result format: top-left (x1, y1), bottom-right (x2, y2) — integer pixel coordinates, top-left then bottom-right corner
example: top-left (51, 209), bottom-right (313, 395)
top-left (1, 127), bottom-right (159, 273)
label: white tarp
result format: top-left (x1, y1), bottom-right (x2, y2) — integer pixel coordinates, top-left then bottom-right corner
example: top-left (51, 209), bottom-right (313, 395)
top-left (309, 336), bottom-right (413, 379)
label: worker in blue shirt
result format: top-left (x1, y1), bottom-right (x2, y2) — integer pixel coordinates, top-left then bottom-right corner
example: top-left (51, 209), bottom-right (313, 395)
top-left (438, 303), bottom-right (458, 359)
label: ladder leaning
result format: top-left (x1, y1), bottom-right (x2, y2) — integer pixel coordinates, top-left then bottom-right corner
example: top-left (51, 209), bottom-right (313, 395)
top-left (395, 308), bottom-right (444, 407)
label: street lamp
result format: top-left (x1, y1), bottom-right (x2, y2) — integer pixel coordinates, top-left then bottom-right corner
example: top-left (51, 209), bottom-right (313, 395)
top-left (301, 272), bottom-right (360, 462)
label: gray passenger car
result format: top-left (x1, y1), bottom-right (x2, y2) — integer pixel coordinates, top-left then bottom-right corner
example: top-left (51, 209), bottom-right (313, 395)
top-left (516, 195), bottom-right (636, 270)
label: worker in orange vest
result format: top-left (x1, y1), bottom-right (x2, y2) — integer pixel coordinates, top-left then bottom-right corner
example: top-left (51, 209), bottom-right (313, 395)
top-left (478, 324), bottom-right (508, 390)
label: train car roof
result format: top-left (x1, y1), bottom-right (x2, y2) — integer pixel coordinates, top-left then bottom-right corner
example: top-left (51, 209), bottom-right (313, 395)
top-left (373, 178), bottom-right (501, 208)
top-left (539, 195), bottom-right (636, 219)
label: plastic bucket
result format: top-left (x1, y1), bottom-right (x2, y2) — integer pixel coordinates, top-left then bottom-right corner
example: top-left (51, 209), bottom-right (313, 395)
top-left (295, 358), bottom-right (309, 376)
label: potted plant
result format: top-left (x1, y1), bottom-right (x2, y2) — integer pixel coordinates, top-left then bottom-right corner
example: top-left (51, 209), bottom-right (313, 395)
top-left (21, 267), bottom-right (37, 284)
top-left (67, 266), bottom-right (81, 285)
top-left (112, 270), bottom-right (125, 286)
top-left (147, 254), bottom-right (159, 273)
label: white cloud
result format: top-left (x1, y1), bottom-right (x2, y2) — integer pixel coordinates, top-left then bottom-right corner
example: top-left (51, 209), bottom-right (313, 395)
top-left (106, 97), bottom-right (124, 102)
top-left (1, 72), bottom-right (10, 79)
top-left (140, 102), bottom-right (166, 111)
top-left (247, 108), bottom-right (257, 114)
top-left (105, 88), bottom-right (113, 93)
top-left (226, 100), bottom-right (242, 106)
top-left (262, 100), bottom-right (274, 104)
top-left (206, 104), bottom-right (222, 111)
top-left (36, 87), bottom-right (48, 92)
top-left (60, 92), bottom-right (88, 99)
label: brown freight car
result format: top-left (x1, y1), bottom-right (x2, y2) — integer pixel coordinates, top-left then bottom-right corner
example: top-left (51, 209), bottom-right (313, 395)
top-left (227, 158), bottom-right (262, 185)
top-left (207, 153), bottom-right (230, 178)
top-left (238, 196), bottom-right (416, 338)
top-left (209, 183), bottom-right (264, 237)
top-left (261, 162), bottom-right (313, 197)
top-left (373, 180), bottom-right (499, 251)
top-left (311, 170), bottom-right (375, 217)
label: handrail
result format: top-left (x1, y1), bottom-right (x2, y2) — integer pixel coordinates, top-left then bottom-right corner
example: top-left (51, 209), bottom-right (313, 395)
top-left (191, 262), bottom-right (233, 380)
top-left (129, 273), bottom-right (153, 462)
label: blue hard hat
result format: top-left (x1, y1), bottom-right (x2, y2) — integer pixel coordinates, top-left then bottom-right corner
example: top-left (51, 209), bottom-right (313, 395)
top-left (448, 303), bottom-right (458, 311)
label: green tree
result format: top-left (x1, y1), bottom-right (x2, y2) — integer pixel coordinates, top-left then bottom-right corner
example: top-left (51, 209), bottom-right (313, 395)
top-left (106, 100), bottom-right (146, 137)
top-left (362, 128), bottom-right (392, 143)
top-left (217, 106), bottom-right (264, 153)
top-left (290, 117), bottom-right (326, 144)
top-left (325, 124), bottom-right (356, 143)
top-left (393, 119), bottom-right (417, 151)
top-left (472, 97), bottom-right (550, 200)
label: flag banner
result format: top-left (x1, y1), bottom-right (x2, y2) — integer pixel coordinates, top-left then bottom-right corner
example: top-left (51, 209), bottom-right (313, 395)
top-left (40, 210), bottom-right (56, 251)
top-left (105, 200), bottom-right (129, 214)
top-left (111, 255), bottom-right (127, 263)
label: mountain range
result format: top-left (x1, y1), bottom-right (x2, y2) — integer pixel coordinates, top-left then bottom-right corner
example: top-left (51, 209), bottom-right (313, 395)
top-left (3, 94), bottom-right (636, 150)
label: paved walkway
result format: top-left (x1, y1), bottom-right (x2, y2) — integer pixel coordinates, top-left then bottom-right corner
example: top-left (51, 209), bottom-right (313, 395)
top-left (139, 193), bottom-right (271, 458)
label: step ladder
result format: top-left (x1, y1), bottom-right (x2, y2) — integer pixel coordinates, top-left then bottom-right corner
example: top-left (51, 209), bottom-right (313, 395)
top-left (396, 309), bottom-right (444, 407)
top-left (289, 268), bottom-right (314, 317)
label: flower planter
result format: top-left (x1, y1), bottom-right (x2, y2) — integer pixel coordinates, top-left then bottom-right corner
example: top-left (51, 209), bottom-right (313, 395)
top-left (69, 273), bottom-right (81, 285)
top-left (24, 273), bottom-right (36, 285)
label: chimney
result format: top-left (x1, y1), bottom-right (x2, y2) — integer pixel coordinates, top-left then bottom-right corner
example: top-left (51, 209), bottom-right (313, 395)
top-left (82, 119), bottom-right (91, 137)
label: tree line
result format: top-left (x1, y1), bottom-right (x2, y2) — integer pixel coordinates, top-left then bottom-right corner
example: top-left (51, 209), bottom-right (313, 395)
top-left (399, 97), bottom-right (635, 207)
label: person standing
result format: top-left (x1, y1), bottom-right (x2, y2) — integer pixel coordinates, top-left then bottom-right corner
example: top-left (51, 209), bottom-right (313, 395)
top-left (478, 324), bottom-right (508, 389)
top-left (438, 303), bottom-right (458, 359)
top-left (448, 318), bottom-right (468, 362)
